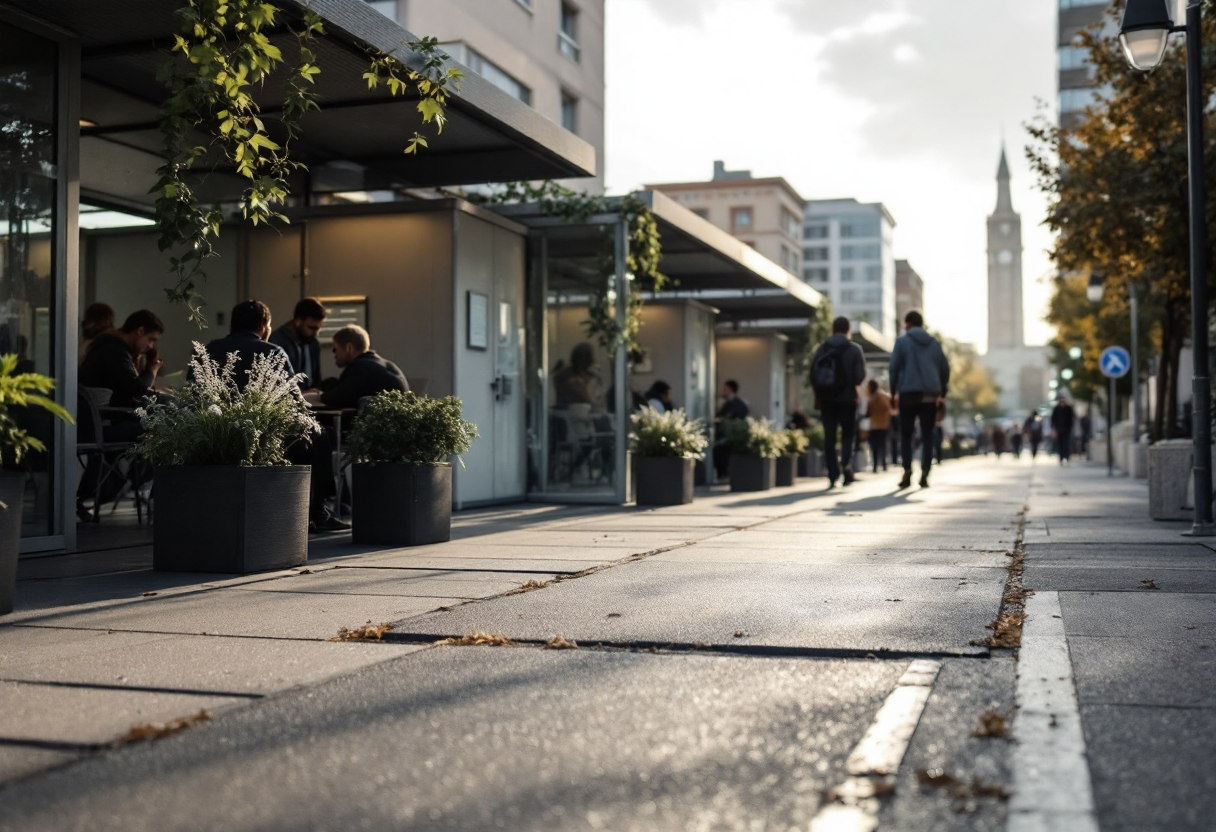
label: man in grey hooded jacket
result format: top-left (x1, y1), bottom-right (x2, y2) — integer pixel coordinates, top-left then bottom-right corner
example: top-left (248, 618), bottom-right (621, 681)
top-left (889, 310), bottom-right (950, 489)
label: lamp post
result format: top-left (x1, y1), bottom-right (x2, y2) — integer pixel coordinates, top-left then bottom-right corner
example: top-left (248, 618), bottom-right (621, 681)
top-left (1087, 274), bottom-right (1117, 475)
top-left (1119, 0), bottom-right (1214, 535)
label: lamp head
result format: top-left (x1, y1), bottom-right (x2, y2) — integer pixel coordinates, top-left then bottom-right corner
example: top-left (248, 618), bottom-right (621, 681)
top-left (1069, 346), bottom-right (1083, 360)
top-left (1119, 0), bottom-right (1175, 71)
top-left (1087, 273), bottom-right (1106, 304)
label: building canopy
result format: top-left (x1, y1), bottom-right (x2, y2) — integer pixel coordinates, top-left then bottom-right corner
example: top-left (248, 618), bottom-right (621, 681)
top-left (4, 0), bottom-right (596, 208)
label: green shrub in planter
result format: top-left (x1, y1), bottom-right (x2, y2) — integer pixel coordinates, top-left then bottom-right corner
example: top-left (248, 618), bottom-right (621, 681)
top-left (720, 418), bottom-right (782, 492)
top-left (775, 429), bottom-right (809, 486)
top-left (804, 423), bottom-right (825, 452)
top-left (346, 392), bottom-right (478, 545)
top-left (0, 355), bottom-right (72, 614)
top-left (630, 407), bottom-right (707, 505)
top-left (134, 345), bottom-right (320, 573)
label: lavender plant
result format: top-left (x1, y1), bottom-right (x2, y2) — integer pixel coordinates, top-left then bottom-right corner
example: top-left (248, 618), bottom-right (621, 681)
top-left (629, 406), bottom-right (708, 459)
top-left (133, 343), bottom-right (319, 466)
top-left (347, 391), bottom-right (477, 466)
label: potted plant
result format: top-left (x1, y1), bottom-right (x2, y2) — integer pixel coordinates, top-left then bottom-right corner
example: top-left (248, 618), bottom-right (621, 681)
top-left (776, 429), bottom-right (810, 487)
top-left (629, 406), bottom-right (708, 506)
top-left (134, 344), bottom-right (319, 573)
top-left (720, 417), bottom-right (783, 492)
top-left (346, 391), bottom-right (478, 546)
top-left (0, 356), bottom-right (72, 615)
top-left (798, 423), bottom-right (826, 478)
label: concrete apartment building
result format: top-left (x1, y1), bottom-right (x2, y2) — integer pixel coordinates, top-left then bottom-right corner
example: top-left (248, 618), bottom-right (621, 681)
top-left (370, 0), bottom-right (606, 192)
top-left (802, 199), bottom-right (898, 339)
top-left (645, 161), bottom-right (806, 276)
top-left (895, 260), bottom-right (924, 323)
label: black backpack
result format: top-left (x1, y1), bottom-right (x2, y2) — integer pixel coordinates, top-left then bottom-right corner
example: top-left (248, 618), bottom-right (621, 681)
top-left (811, 343), bottom-right (849, 396)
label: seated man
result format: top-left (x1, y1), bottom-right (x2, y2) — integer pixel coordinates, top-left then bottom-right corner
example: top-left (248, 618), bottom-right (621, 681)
top-left (207, 301), bottom-right (348, 533)
top-left (306, 325), bottom-right (408, 410)
top-left (79, 309), bottom-right (164, 410)
top-left (269, 297), bottom-right (327, 390)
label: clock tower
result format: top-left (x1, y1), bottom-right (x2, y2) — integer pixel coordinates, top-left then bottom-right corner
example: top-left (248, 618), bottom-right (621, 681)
top-left (987, 146), bottom-right (1024, 350)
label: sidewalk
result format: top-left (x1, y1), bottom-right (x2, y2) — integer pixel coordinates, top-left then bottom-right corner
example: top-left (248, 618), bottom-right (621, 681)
top-left (1018, 458), bottom-right (1216, 832)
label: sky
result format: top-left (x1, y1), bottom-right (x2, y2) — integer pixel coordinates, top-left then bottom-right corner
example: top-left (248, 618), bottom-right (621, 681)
top-left (602, 0), bottom-right (1060, 350)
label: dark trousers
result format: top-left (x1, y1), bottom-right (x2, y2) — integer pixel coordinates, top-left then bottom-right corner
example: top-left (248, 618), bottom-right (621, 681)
top-left (821, 401), bottom-right (857, 483)
top-left (285, 431), bottom-right (335, 521)
top-left (868, 428), bottom-right (889, 472)
top-left (899, 392), bottom-right (938, 475)
top-left (1057, 433), bottom-right (1073, 461)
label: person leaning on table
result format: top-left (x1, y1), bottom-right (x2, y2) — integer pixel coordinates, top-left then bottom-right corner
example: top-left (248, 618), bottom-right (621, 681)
top-left (304, 324), bottom-right (408, 410)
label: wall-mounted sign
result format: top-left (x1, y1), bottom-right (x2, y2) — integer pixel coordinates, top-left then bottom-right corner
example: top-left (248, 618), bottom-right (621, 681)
top-left (468, 291), bottom-right (489, 351)
top-left (315, 296), bottom-right (368, 344)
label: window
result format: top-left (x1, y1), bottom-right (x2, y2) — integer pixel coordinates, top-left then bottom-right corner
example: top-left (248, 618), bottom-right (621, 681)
top-left (840, 267), bottom-right (855, 282)
top-left (803, 224), bottom-right (828, 240)
top-left (781, 208), bottom-right (800, 239)
top-left (561, 92), bottom-right (578, 133)
top-left (839, 218), bottom-right (881, 238)
top-left (731, 207), bottom-right (753, 231)
top-left (559, 3), bottom-right (580, 62)
top-left (803, 267), bottom-right (829, 283)
top-left (363, 0), bottom-right (397, 20)
top-left (1058, 44), bottom-right (1091, 72)
top-left (467, 49), bottom-right (532, 105)
top-left (864, 265), bottom-right (882, 282)
top-left (840, 244), bottom-right (880, 260)
top-left (690, 207), bottom-right (709, 220)
top-left (840, 289), bottom-right (855, 303)
top-left (515, 0), bottom-right (533, 8)
top-left (781, 245), bottom-right (798, 273)
top-left (1060, 86), bottom-right (1099, 114)
top-left (1058, 0), bottom-right (1106, 8)
top-left (803, 246), bottom-right (828, 261)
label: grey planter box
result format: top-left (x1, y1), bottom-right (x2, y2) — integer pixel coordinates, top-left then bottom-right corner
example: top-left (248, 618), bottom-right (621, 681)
top-left (798, 450), bottom-right (825, 478)
top-left (0, 472), bottom-right (25, 615)
top-left (635, 456), bottom-right (696, 506)
top-left (353, 463), bottom-right (452, 546)
top-left (730, 454), bottom-right (775, 492)
top-left (1150, 440), bottom-right (1202, 521)
top-left (775, 455), bottom-right (797, 487)
top-left (153, 465), bottom-right (310, 574)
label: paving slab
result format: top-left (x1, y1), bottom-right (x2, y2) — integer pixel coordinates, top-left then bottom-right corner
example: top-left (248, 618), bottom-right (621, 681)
top-left (0, 745), bottom-right (80, 785)
top-left (1067, 636), bottom-right (1216, 708)
top-left (1023, 543), bottom-right (1216, 565)
top-left (1024, 564), bottom-right (1216, 593)
top-left (704, 529), bottom-right (1015, 551)
top-left (0, 649), bottom-right (906, 832)
top-left (655, 544), bottom-right (1011, 568)
top-left (229, 568), bottom-right (529, 600)
top-left (394, 560), bottom-right (1006, 654)
top-left (347, 552), bottom-right (615, 573)
top-left (1080, 704), bottom-right (1216, 832)
top-left (1058, 591), bottom-right (1216, 638)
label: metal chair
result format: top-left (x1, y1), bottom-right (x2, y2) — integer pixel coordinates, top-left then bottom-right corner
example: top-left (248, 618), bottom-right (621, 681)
top-left (75, 387), bottom-right (144, 524)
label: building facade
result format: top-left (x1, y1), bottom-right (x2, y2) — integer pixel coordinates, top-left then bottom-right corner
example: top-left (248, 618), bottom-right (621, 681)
top-left (802, 199), bottom-right (898, 339)
top-left (981, 148), bottom-right (1050, 415)
top-left (646, 161), bottom-right (806, 277)
top-left (371, 0), bottom-right (606, 192)
top-left (894, 260), bottom-right (924, 324)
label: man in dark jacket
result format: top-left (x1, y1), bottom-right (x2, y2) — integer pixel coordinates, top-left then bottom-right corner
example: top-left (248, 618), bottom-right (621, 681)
top-left (810, 316), bottom-right (868, 487)
top-left (307, 325), bottom-right (408, 410)
top-left (79, 309), bottom-right (164, 409)
top-left (1051, 395), bottom-right (1076, 464)
top-left (889, 310), bottom-right (951, 489)
top-left (269, 297), bottom-right (327, 390)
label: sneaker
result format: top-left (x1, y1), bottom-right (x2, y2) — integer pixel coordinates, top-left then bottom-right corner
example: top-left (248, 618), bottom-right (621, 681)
top-left (843, 466), bottom-right (856, 486)
top-left (309, 514), bottom-right (351, 533)
top-left (898, 471), bottom-right (912, 489)
top-left (827, 479), bottom-right (838, 490)
top-left (919, 474), bottom-right (930, 488)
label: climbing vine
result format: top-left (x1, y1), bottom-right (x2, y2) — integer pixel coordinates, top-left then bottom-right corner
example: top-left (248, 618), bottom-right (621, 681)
top-left (154, 1), bottom-right (462, 326)
top-left (468, 181), bottom-right (667, 356)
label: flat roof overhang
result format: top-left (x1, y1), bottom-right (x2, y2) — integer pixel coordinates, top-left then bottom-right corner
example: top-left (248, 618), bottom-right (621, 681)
top-left (495, 189), bottom-right (826, 323)
top-left (2, 0), bottom-right (596, 208)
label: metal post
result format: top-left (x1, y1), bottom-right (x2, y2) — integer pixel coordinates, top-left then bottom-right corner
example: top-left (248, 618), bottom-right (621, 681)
top-left (1184, 1), bottom-right (1215, 534)
top-left (1109, 376), bottom-right (1116, 478)
top-left (1131, 281), bottom-right (1140, 439)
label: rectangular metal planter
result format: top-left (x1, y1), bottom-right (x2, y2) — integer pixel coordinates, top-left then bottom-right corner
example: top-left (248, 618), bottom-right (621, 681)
top-left (153, 465), bottom-right (310, 574)
top-left (0, 473), bottom-right (26, 615)
top-left (798, 450), bottom-right (825, 478)
top-left (729, 454), bottom-right (775, 492)
top-left (635, 456), bottom-right (696, 506)
top-left (352, 463), bottom-right (452, 547)
top-left (775, 455), bottom-right (797, 487)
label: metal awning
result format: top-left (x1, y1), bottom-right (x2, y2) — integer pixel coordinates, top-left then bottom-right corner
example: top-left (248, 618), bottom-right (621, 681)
top-left (495, 189), bottom-right (826, 322)
top-left (3, 0), bottom-right (595, 207)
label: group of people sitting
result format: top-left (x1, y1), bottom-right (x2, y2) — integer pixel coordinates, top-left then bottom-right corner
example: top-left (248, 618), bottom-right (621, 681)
top-left (77, 297), bottom-right (409, 531)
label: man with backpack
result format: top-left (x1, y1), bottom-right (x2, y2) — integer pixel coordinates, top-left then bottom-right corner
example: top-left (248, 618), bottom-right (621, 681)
top-left (889, 310), bottom-right (951, 489)
top-left (810, 316), bottom-right (868, 488)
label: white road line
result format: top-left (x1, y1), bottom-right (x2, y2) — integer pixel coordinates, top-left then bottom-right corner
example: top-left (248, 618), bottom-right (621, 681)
top-left (810, 659), bottom-right (942, 832)
top-left (1008, 591), bottom-right (1099, 832)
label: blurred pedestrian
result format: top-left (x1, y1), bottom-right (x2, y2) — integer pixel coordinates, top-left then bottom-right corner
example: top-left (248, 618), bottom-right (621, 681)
top-left (1026, 412), bottom-right (1044, 459)
top-left (889, 310), bottom-right (950, 489)
top-left (1051, 395), bottom-right (1076, 465)
top-left (1010, 422), bottom-right (1024, 457)
top-left (865, 379), bottom-right (892, 473)
top-left (810, 316), bottom-right (867, 488)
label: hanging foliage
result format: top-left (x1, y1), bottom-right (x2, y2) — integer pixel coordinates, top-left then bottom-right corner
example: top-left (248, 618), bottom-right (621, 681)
top-left (155, 1), bottom-right (462, 326)
top-left (468, 181), bottom-right (667, 356)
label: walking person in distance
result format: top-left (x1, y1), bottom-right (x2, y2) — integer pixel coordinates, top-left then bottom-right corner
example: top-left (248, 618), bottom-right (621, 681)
top-left (865, 379), bottom-right (892, 473)
top-left (1051, 395), bottom-right (1076, 465)
top-left (889, 310), bottom-right (950, 489)
top-left (809, 316), bottom-right (867, 488)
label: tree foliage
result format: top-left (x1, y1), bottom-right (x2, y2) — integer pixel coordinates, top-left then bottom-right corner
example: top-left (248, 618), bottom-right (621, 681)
top-left (1027, 0), bottom-right (1216, 439)
top-left (936, 333), bottom-right (1002, 422)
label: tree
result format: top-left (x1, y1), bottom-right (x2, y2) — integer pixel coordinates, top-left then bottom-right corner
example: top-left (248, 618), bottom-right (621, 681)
top-left (1027, 1), bottom-right (1216, 440)
top-left (936, 334), bottom-right (1002, 423)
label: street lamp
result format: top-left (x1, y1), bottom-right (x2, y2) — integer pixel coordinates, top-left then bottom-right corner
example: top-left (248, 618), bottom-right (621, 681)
top-left (1119, 0), bottom-right (1214, 536)
top-left (1062, 368), bottom-right (1075, 381)
top-left (1069, 346), bottom-right (1083, 361)
top-left (1087, 273), bottom-right (1106, 304)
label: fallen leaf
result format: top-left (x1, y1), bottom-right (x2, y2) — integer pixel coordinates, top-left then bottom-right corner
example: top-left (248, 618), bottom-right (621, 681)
top-left (435, 631), bottom-right (514, 647)
top-left (115, 710), bottom-right (210, 746)
top-left (545, 635), bottom-right (579, 650)
top-left (507, 579), bottom-right (553, 595)
top-left (733, 630), bottom-right (745, 638)
top-left (141, 592), bottom-right (157, 597)
top-left (971, 707), bottom-right (1011, 738)
top-left (328, 622), bottom-right (393, 642)
top-left (1140, 579), bottom-right (1159, 590)
top-left (915, 768), bottom-right (1008, 802)
top-left (607, 613), bottom-right (623, 618)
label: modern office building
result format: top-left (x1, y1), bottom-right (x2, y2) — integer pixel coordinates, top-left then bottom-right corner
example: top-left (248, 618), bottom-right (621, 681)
top-left (801, 199), bottom-right (898, 339)
top-left (894, 260), bottom-right (924, 324)
top-left (981, 148), bottom-right (1050, 414)
top-left (370, 0), bottom-right (606, 192)
top-left (645, 161), bottom-right (806, 277)
top-left (1057, 0), bottom-right (1109, 130)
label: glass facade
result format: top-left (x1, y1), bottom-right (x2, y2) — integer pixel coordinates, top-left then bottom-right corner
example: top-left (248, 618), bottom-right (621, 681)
top-left (0, 20), bottom-right (60, 538)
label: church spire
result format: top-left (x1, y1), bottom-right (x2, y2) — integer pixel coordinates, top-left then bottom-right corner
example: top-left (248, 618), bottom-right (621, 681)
top-left (995, 144), bottom-right (1014, 214)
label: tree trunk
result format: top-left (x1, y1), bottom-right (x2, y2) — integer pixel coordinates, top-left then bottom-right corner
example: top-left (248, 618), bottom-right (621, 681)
top-left (1167, 323), bottom-right (1184, 438)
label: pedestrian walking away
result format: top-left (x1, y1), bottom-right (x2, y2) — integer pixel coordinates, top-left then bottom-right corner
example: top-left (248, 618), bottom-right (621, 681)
top-left (810, 316), bottom-right (867, 488)
top-left (1050, 395), bottom-right (1076, 465)
top-left (1025, 411), bottom-right (1043, 459)
top-left (888, 309), bottom-right (950, 489)
top-left (865, 379), bottom-right (892, 473)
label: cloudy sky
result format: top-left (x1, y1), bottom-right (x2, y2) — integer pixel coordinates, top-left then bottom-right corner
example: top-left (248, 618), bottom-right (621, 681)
top-left (602, 0), bottom-right (1060, 349)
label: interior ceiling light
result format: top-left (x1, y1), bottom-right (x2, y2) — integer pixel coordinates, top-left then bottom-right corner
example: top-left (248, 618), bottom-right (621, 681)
top-left (78, 119), bottom-right (97, 129)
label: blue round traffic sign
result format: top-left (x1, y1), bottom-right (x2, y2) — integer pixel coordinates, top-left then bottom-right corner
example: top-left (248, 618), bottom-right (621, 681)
top-left (1100, 346), bottom-right (1131, 379)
